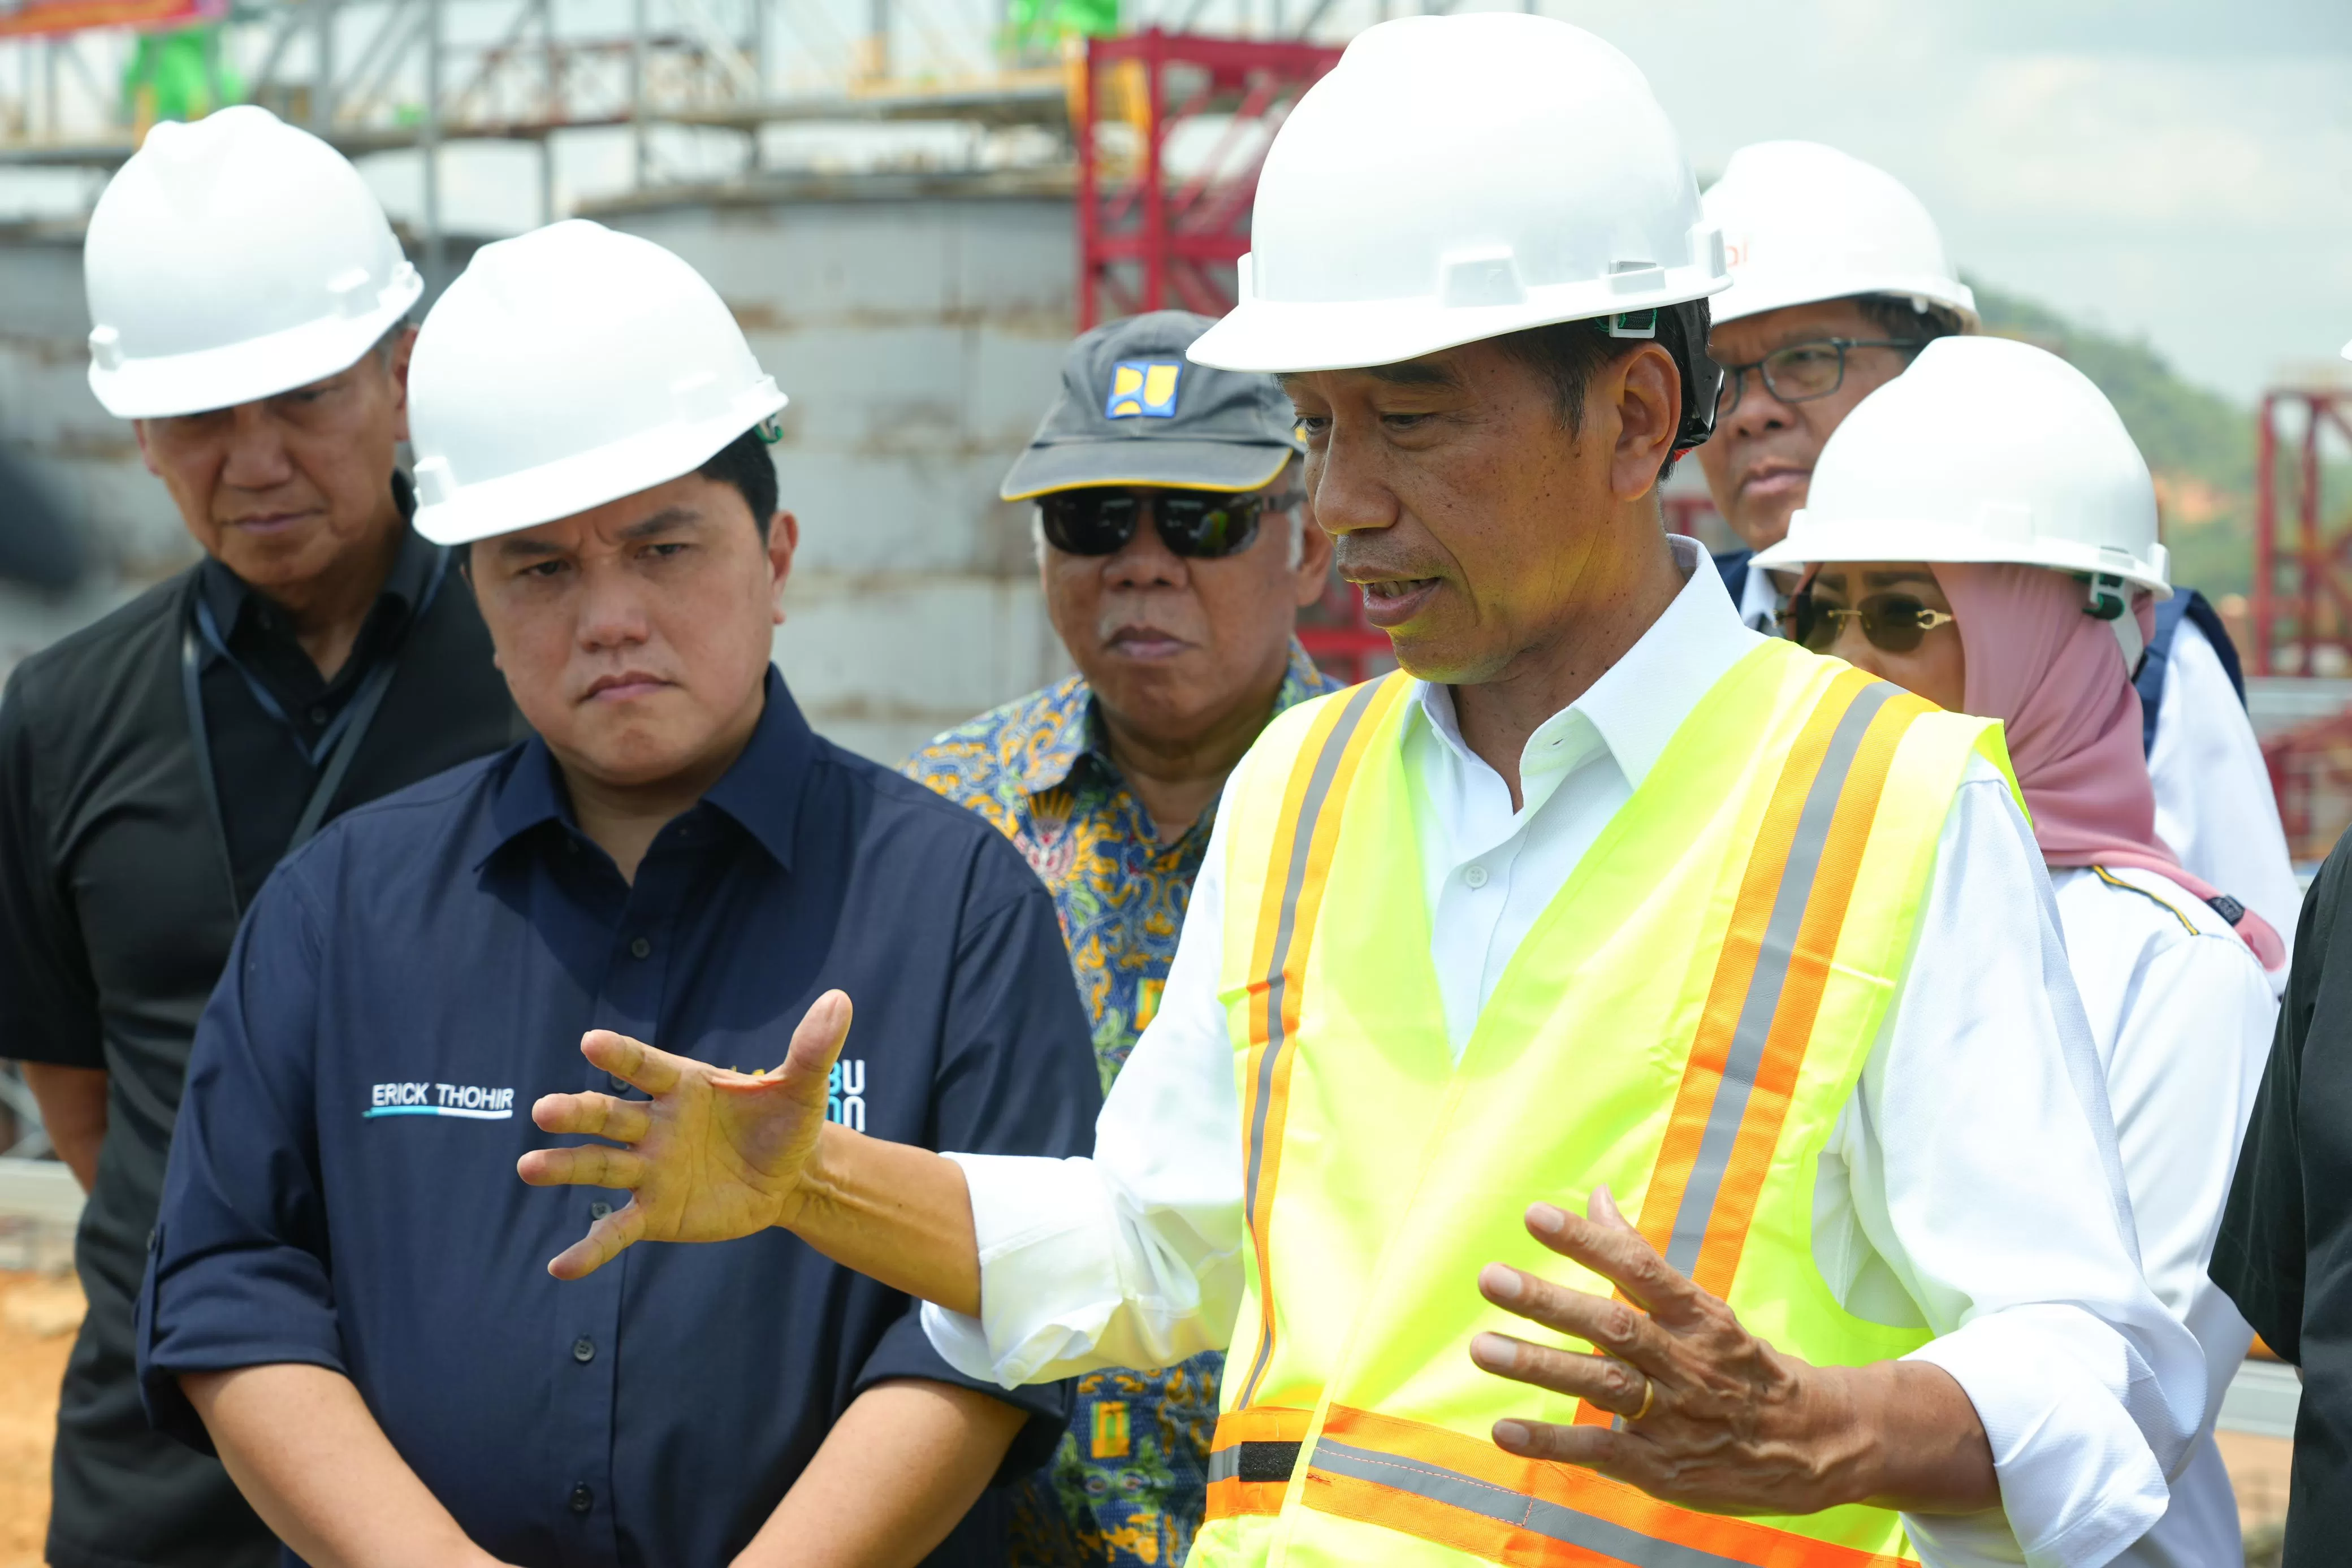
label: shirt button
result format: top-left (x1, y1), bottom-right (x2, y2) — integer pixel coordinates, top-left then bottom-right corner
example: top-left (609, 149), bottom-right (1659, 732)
top-left (572, 1336), bottom-right (596, 1363)
top-left (607, 1073), bottom-right (631, 1094)
top-left (1463, 863), bottom-right (1489, 889)
top-left (629, 937), bottom-right (651, 960)
top-left (590, 1202), bottom-right (612, 1221)
top-left (306, 705), bottom-right (328, 726)
top-left (568, 1484), bottom-right (594, 1515)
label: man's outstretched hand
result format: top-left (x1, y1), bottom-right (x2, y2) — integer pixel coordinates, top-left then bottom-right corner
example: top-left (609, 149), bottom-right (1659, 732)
top-left (517, 990), bottom-right (852, 1280)
top-left (1467, 1186), bottom-right (1997, 1518)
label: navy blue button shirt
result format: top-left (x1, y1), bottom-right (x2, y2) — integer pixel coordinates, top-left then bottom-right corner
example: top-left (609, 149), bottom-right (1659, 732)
top-left (137, 670), bottom-right (1101, 1567)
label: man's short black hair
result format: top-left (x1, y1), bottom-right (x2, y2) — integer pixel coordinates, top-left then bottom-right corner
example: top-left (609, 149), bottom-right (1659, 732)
top-left (698, 426), bottom-right (779, 539)
top-left (1491, 303), bottom-right (1706, 440)
top-left (1851, 293), bottom-right (1965, 350)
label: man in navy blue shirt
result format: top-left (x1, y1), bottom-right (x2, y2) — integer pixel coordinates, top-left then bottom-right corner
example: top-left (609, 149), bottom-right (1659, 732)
top-left (137, 219), bottom-right (1101, 1567)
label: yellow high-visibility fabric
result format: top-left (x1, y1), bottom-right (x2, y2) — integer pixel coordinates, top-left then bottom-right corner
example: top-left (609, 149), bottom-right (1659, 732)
top-left (1194, 638), bottom-right (2013, 1568)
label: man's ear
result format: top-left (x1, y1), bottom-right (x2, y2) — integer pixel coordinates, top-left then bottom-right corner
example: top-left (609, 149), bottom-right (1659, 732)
top-left (767, 510), bottom-right (800, 625)
top-left (132, 418), bottom-right (162, 478)
top-left (1603, 342), bottom-right (1680, 504)
top-left (387, 326), bottom-right (417, 444)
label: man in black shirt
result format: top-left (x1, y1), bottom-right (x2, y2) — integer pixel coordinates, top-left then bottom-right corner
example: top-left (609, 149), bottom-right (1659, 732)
top-left (0, 106), bottom-right (515, 1568)
top-left (2215, 847), bottom-right (2346, 1562)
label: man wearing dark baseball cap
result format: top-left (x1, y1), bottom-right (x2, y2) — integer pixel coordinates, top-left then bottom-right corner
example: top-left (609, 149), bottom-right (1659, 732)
top-left (903, 310), bottom-right (1338, 1567)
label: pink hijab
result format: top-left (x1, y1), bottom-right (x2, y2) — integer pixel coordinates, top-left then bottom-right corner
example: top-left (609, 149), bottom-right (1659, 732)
top-left (1931, 561), bottom-right (2284, 969)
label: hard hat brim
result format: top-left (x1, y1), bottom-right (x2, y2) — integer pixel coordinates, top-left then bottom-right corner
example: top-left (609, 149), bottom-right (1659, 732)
top-left (87, 271), bottom-right (423, 420)
top-left (1188, 268), bottom-right (1728, 376)
top-left (1000, 439), bottom-right (1295, 502)
top-left (1708, 271), bottom-right (1979, 332)
top-left (1753, 513), bottom-right (2171, 599)
top-left (413, 382), bottom-right (788, 547)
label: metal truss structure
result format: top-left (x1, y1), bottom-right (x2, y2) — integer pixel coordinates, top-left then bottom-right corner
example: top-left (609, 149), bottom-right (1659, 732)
top-left (1074, 27), bottom-right (1335, 327)
top-left (2251, 385), bottom-right (2352, 860)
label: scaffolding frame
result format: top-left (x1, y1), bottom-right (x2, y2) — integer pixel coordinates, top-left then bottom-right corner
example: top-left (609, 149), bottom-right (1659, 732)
top-left (1074, 26), bottom-right (1335, 328)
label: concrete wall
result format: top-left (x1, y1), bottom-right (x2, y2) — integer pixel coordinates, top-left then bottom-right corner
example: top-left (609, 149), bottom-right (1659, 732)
top-left (590, 171), bottom-right (1080, 763)
top-left (0, 222), bottom-right (194, 676)
top-left (0, 176), bottom-right (1081, 764)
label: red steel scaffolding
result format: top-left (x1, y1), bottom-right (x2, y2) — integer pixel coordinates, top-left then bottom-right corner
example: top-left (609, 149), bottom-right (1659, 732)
top-left (1075, 28), bottom-right (1340, 329)
top-left (2251, 388), bottom-right (2352, 859)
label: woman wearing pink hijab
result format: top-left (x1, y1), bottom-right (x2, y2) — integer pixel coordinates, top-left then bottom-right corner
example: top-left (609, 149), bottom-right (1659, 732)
top-left (1754, 337), bottom-right (2277, 1568)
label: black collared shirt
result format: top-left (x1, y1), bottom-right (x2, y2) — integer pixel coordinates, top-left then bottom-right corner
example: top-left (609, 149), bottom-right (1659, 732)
top-left (2215, 850), bottom-right (2346, 1563)
top-left (139, 670), bottom-right (1099, 1566)
top-left (0, 486), bottom-right (517, 1568)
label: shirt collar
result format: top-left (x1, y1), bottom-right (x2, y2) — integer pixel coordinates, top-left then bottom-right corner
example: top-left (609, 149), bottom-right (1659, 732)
top-left (480, 667), bottom-right (816, 872)
top-left (1410, 532), bottom-right (1764, 792)
top-left (1009, 636), bottom-right (1337, 798)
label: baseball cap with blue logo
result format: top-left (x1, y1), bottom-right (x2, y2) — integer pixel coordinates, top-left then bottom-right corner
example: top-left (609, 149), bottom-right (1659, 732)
top-left (1000, 310), bottom-right (1304, 501)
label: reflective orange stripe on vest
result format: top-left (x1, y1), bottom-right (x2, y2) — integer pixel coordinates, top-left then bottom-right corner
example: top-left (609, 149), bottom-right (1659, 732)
top-left (1305, 1405), bottom-right (1910, 1568)
top-left (1578, 672), bottom-right (1929, 1429)
top-left (1205, 1405), bottom-right (1316, 1522)
top-left (1236, 674), bottom-right (1412, 1410)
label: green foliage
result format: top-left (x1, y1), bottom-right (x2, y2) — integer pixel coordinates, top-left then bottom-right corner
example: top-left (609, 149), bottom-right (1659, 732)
top-left (1969, 279), bottom-right (2257, 599)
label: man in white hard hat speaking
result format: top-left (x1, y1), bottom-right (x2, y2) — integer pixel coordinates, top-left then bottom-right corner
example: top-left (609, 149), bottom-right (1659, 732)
top-left (521, 18), bottom-right (2204, 1567)
top-left (0, 106), bottom-right (517, 1568)
top-left (135, 219), bottom-right (1102, 1567)
top-left (1696, 140), bottom-right (2299, 962)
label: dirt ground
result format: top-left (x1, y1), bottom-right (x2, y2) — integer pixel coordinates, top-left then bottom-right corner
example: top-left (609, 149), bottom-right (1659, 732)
top-left (0, 1272), bottom-right (2310, 1566)
top-left (0, 1272), bottom-right (81, 1568)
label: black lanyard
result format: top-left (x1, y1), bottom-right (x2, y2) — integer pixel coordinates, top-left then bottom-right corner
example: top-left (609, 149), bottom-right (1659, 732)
top-left (179, 548), bottom-right (449, 913)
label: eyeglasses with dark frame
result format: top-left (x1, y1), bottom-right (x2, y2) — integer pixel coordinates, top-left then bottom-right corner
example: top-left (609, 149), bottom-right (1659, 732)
top-left (1036, 486), bottom-right (1302, 560)
top-left (1784, 588), bottom-right (1958, 655)
top-left (1713, 337), bottom-right (1925, 419)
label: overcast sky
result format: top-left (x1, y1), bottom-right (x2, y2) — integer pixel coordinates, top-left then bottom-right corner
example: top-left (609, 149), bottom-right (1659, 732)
top-left (1557, 0), bottom-right (2352, 402)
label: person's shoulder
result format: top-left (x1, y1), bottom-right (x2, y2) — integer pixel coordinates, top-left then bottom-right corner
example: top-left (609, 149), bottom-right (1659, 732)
top-left (5, 572), bottom-right (187, 708)
top-left (2062, 864), bottom-right (2259, 959)
top-left (279, 747), bottom-right (520, 884)
top-left (902, 682), bottom-right (1076, 781)
top-left (823, 735), bottom-right (1032, 850)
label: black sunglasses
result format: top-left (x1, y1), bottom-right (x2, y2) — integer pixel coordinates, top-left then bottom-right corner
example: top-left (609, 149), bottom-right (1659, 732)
top-left (1037, 487), bottom-right (1296, 560)
top-left (1785, 589), bottom-right (1957, 655)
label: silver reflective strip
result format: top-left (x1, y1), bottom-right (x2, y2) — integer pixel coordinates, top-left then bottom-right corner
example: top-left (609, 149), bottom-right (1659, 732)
top-left (1208, 1445), bottom-right (1243, 1484)
top-left (1239, 679), bottom-right (1387, 1404)
top-left (1308, 1439), bottom-right (1759, 1568)
top-left (1664, 682), bottom-right (1896, 1277)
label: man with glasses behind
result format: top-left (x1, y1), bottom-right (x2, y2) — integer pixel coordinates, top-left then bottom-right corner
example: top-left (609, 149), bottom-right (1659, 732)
top-left (903, 310), bottom-right (1337, 1568)
top-left (1695, 140), bottom-right (2298, 968)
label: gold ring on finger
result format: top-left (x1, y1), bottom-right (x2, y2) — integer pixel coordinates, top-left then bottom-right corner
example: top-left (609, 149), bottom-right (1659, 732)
top-left (1629, 1374), bottom-right (1655, 1423)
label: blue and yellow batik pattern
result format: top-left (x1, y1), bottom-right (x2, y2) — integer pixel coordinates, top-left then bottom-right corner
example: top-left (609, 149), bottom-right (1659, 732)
top-left (901, 640), bottom-right (1337, 1566)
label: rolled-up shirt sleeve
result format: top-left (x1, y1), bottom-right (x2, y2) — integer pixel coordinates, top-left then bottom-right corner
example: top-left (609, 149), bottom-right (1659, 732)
top-left (135, 863), bottom-right (344, 1451)
top-left (1857, 769), bottom-right (2210, 1568)
top-left (923, 792), bottom-right (1248, 1388)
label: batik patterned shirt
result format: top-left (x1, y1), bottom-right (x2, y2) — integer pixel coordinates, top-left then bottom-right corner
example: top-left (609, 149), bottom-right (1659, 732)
top-left (902, 639), bottom-right (1339, 1567)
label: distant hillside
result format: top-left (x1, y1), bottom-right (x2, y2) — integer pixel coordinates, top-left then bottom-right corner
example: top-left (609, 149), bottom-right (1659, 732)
top-left (1968, 280), bottom-right (2258, 601)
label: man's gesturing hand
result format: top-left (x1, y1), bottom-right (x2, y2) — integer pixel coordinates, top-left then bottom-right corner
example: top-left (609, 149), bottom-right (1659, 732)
top-left (1467, 1186), bottom-right (1997, 1518)
top-left (517, 990), bottom-right (852, 1281)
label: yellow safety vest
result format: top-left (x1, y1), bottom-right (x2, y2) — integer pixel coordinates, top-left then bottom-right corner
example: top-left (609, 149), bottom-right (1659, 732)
top-left (1193, 638), bottom-right (2015, 1568)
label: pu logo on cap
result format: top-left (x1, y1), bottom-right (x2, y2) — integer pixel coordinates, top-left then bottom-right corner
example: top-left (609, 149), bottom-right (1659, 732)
top-left (1106, 360), bottom-right (1182, 419)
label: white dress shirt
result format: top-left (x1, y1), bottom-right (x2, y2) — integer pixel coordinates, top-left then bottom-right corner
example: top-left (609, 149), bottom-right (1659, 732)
top-left (2048, 866), bottom-right (2275, 1568)
top-left (924, 537), bottom-right (2207, 1568)
top-left (2146, 619), bottom-right (2301, 985)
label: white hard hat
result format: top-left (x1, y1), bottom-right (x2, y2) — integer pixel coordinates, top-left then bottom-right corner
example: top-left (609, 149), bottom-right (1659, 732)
top-left (1754, 336), bottom-right (2169, 658)
top-left (408, 220), bottom-right (787, 547)
top-left (1702, 141), bottom-right (1977, 332)
top-left (1186, 14), bottom-right (1727, 377)
top-left (84, 106), bottom-right (422, 419)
